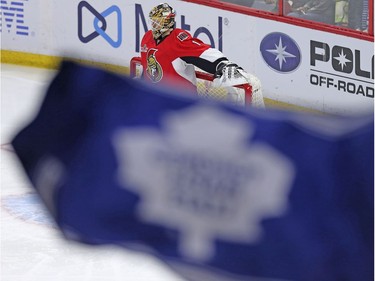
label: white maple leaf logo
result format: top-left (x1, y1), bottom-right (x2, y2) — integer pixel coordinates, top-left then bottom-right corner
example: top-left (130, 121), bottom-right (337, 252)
top-left (112, 105), bottom-right (295, 261)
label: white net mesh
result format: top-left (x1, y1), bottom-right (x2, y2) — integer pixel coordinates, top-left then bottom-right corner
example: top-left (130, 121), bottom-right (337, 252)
top-left (196, 71), bottom-right (265, 108)
top-left (196, 77), bottom-right (246, 106)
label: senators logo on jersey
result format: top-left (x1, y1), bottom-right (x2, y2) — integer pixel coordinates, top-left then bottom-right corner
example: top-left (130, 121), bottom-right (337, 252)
top-left (146, 49), bottom-right (163, 83)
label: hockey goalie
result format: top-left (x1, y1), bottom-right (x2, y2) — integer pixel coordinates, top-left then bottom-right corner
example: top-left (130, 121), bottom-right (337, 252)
top-left (137, 3), bottom-right (265, 108)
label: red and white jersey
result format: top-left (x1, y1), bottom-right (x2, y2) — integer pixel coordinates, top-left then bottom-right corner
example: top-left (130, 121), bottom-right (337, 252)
top-left (140, 28), bottom-right (227, 93)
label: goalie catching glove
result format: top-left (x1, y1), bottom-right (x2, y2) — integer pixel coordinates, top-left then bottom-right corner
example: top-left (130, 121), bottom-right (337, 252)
top-left (213, 61), bottom-right (249, 87)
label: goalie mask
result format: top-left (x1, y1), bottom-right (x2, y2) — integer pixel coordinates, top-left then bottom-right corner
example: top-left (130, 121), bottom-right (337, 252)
top-left (149, 3), bottom-right (176, 40)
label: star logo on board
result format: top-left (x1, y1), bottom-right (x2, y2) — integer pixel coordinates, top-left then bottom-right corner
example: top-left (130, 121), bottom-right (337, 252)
top-left (260, 32), bottom-right (301, 73)
top-left (333, 49), bottom-right (352, 71)
top-left (113, 105), bottom-right (295, 261)
top-left (266, 37), bottom-right (296, 70)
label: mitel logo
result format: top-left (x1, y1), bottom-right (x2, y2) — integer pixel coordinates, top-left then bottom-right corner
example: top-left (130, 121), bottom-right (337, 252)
top-left (0, 0), bottom-right (29, 36)
top-left (78, 1), bottom-right (122, 48)
top-left (260, 32), bottom-right (301, 73)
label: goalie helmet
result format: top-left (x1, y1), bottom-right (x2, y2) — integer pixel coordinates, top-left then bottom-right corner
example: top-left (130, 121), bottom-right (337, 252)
top-left (149, 3), bottom-right (176, 40)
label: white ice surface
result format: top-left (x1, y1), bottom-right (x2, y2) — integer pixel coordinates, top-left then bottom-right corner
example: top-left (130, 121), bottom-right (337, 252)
top-left (0, 64), bottom-right (185, 281)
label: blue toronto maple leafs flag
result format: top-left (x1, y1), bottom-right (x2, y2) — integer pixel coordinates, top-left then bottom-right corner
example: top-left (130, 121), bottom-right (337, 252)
top-left (12, 61), bottom-right (374, 281)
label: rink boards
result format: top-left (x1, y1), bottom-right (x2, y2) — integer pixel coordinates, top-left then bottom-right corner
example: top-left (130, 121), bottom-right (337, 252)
top-left (1, 0), bottom-right (374, 115)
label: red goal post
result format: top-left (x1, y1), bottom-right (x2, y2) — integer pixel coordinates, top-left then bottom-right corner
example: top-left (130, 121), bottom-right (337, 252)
top-left (130, 57), bottom-right (256, 107)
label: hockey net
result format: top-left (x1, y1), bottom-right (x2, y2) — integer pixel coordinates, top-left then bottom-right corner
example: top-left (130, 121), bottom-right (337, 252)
top-left (130, 57), bottom-right (264, 108)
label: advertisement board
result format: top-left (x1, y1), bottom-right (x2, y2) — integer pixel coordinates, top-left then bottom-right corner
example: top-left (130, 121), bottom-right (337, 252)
top-left (255, 20), bottom-right (374, 114)
top-left (1, 0), bottom-right (373, 115)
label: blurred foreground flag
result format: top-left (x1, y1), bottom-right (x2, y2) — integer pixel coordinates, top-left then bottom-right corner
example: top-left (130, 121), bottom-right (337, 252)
top-left (12, 61), bottom-right (374, 281)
